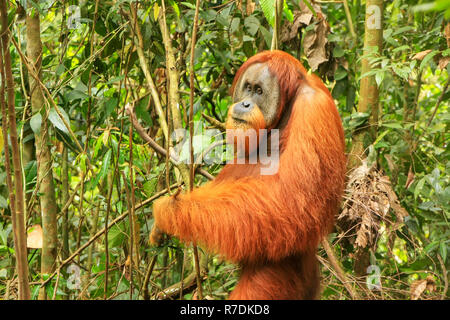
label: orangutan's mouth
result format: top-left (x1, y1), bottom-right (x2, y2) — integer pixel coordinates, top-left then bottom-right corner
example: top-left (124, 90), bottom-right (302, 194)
top-left (232, 117), bottom-right (247, 124)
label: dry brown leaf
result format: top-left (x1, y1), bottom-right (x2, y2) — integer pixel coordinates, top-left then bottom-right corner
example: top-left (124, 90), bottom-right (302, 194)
top-left (445, 23), bottom-right (450, 47)
top-left (355, 213), bottom-right (371, 248)
top-left (303, 20), bottom-right (330, 71)
top-left (411, 276), bottom-right (436, 300)
top-left (412, 50), bottom-right (432, 61)
top-left (280, 12), bottom-right (313, 43)
top-left (438, 56), bottom-right (450, 70)
top-left (281, 3), bottom-right (333, 73)
top-left (411, 279), bottom-right (427, 300)
top-left (339, 160), bottom-right (408, 249)
top-left (405, 166), bottom-right (415, 189)
top-left (299, 1), bottom-right (331, 72)
top-left (237, 0), bottom-right (243, 14)
top-left (246, 0), bottom-right (255, 15)
top-left (27, 224), bottom-right (43, 249)
top-left (425, 275), bottom-right (436, 293)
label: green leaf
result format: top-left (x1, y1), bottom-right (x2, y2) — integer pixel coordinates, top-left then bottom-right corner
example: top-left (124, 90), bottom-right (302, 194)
top-left (108, 221), bottom-right (127, 248)
top-left (24, 160), bottom-right (37, 186)
top-left (230, 18), bottom-right (240, 34)
top-left (283, 4), bottom-right (294, 22)
top-left (349, 112), bottom-right (369, 129)
top-left (28, 1), bottom-right (45, 16)
top-left (56, 64), bottom-right (66, 76)
top-left (93, 134), bottom-right (104, 159)
top-left (30, 113), bottom-right (42, 135)
top-left (87, 149), bottom-right (112, 191)
top-left (143, 179), bottom-right (157, 197)
top-left (375, 70), bottom-right (385, 86)
top-left (381, 122), bottom-right (404, 129)
top-left (424, 241), bottom-right (439, 253)
top-left (302, 0), bottom-right (317, 16)
top-left (217, 4), bottom-right (232, 27)
top-left (439, 242), bottom-right (447, 262)
top-left (76, 153), bottom-right (88, 173)
top-left (99, 150), bottom-right (112, 182)
top-left (392, 26), bottom-right (415, 36)
top-left (392, 65), bottom-right (410, 80)
top-left (414, 177), bottom-right (426, 200)
top-left (392, 45), bottom-right (410, 53)
top-left (260, 0), bottom-right (276, 27)
top-left (373, 130), bottom-right (390, 147)
top-left (0, 195), bottom-right (7, 209)
top-left (419, 50), bottom-right (439, 70)
top-left (67, 90), bottom-right (88, 102)
top-left (180, 2), bottom-right (196, 10)
top-left (244, 16), bottom-right (260, 36)
top-left (334, 67), bottom-right (347, 81)
top-left (169, 0), bottom-right (181, 17)
top-left (413, 3), bottom-right (436, 12)
top-left (48, 108), bottom-right (70, 134)
top-left (333, 46), bottom-right (345, 58)
top-left (259, 25), bottom-right (272, 48)
top-left (404, 216), bottom-right (419, 234)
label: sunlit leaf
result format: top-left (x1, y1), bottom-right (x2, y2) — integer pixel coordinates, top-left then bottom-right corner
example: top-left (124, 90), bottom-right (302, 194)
top-left (260, 0), bottom-right (275, 27)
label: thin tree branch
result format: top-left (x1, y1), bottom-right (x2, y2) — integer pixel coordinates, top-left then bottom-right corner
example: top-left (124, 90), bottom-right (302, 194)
top-left (126, 104), bottom-right (214, 181)
top-left (40, 184), bottom-right (180, 288)
top-left (0, 0), bottom-right (31, 299)
top-left (343, 0), bottom-right (356, 40)
top-left (322, 238), bottom-right (360, 300)
top-left (127, 3), bottom-right (169, 140)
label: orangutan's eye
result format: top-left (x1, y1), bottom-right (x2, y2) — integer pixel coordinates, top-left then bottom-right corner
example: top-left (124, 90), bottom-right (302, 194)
top-left (255, 86), bottom-right (263, 95)
top-left (245, 83), bottom-right (252, 92)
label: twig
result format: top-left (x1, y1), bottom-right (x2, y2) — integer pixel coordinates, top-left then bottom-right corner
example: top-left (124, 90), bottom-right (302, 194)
top-left (39, 184), bottom-right (179, 288)
top-left (154, 266), bottom-right (207, 300)
top-left (321, 238), bottom-right (360, 299)
top-left (51, 269), bottom-right (61, 300)
top-left (126, 105), bottom-right (214, 181)
top-left (343, 0), bottom-right (356, 40)
top-left (127, 3), bottom-right (169, 140)
top-left (202, 112), bottom-right (226, 131)
top-left (142, 255), bottom-right (158, 300)
top-left (271, 0), bottom-right (283, 50)
top-left (436, 254), bottom-right (448, 300)
top-left (10, 36), bottom-right (89, 167)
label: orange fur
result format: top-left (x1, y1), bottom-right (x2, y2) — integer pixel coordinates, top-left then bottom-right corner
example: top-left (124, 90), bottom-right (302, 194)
top-left (152, 51), bottom-right (346, 300)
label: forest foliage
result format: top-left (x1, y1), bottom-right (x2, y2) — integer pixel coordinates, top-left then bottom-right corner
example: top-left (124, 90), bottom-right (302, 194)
top-left (0, 0), bottom-right (449, 300)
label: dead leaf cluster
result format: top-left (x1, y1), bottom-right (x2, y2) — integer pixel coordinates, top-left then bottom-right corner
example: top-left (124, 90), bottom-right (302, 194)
top-left (280, 2), bottom-right (337, 78)
top-left (410, 275), bottom-right (436, 300)
top-left (339, 160), bottom-right (408, 249)
top-left (237, 0), bottom-right (255, 16)
top-left (412, 48), bottom-right (449, 71)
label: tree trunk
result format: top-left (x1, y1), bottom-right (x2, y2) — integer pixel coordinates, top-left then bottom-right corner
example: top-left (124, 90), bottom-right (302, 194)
top-left (349, 0), bottom-right (384, 169)
top-left (25, 6), bottom-right (58, 300)
top-left (0, 0), bottom-right (31, 300)
top-left (61, 146), bottom-right (70, 299)
top-left (349, 0), bottom-right (384, 277)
